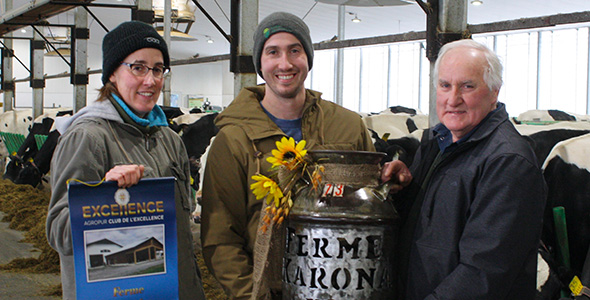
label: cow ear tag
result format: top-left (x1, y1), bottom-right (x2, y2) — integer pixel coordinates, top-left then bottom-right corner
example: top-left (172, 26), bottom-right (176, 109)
top-left (115, 188), bottom-right (130, 206)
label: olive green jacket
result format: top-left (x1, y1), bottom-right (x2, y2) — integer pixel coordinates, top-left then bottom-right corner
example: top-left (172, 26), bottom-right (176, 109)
top-left (201, 85), bottom-right (374, 299)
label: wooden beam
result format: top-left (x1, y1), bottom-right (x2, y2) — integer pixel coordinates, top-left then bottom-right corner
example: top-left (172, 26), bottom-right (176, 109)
top-left (0, 0), bottom-right (94, 36)
top-left (468, 11), bottom-right (590, 34)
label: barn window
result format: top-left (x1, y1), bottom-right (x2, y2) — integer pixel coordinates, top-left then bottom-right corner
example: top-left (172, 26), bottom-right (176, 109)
top-left (306, 24), bottom-right (590, 117)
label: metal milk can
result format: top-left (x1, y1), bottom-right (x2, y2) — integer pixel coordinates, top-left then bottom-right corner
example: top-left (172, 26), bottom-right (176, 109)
top-left (283, 150), bottom-right (399, 300)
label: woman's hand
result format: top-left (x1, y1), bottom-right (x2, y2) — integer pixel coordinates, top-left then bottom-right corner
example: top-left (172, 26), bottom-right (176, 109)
top-left (105, 164), bottom-right (145, 188)
top-left (381, 160), bottom-right (412, 193)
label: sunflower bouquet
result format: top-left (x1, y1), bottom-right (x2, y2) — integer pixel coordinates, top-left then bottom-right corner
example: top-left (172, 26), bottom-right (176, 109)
top-left (250, 136), bottom-right (323, 233)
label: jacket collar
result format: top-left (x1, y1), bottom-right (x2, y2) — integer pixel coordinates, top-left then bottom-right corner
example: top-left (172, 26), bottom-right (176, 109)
top-left (433, 102), bottom-right (508, 149)
top-left (55, 98), bottom-right (123, 134)
top-left (215, 85), bottom-right (323, 141)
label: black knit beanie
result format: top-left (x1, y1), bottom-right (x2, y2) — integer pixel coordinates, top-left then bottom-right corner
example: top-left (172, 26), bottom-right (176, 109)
top-left (101, 21), bottom-right (170, 84)
top-left (252, 12), bottom-right (314, 77)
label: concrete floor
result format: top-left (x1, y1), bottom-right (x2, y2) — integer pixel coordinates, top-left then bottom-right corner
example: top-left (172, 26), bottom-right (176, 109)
top-left (0, 212), bottom-right (61, 300)
top-left (0, 210), bottom-right (204, 300)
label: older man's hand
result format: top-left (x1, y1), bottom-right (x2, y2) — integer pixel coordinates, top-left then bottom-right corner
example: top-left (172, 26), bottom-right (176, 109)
top-left (381, 160), bottom-right (412, 193)
top-left (105, 164), bottom-right (145, 188)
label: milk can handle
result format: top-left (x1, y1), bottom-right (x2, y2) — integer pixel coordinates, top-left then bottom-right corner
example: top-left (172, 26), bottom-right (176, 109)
top-left (373, 181), bottom-right (394, 202)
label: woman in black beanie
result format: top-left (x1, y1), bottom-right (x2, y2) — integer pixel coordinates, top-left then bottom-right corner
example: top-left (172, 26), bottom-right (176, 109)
top-left (46, 20), bottom-right (206, 300)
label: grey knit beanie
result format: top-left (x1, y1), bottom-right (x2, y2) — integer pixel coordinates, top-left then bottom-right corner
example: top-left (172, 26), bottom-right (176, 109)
top-left (102, 21), bottom-right (170, 84)
top-left (252, 12), bottom-right (314, 77)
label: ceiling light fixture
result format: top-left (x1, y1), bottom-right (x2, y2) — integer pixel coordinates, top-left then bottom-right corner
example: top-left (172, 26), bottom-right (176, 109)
top-left (348, 12), bottom-right (361, 23)
top-left (156, 27), bottom-right (198, 41)
top-left (317, 0), bottom-right (412, 5)
top-left (44, 47), bottom-right (71, 57)
top-left (470, 0), bottom-right (483, 5)
top-left (206, 36), bottom-right (214, 44)
top-left (20, 28), bottom-right (26, 33)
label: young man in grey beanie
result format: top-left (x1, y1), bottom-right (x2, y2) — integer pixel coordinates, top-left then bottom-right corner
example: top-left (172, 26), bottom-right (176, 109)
top-left (201, 12), bottom-right (411, 300)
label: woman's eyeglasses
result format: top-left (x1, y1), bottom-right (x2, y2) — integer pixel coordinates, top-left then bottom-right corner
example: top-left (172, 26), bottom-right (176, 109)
top-left (121, 62), bottom-right (170, 79)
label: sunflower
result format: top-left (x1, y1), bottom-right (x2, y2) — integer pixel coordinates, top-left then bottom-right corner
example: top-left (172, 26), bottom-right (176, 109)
top-left (267, 137), bottom-right (307, 170)
top-left (250, 174), bottom-right (284, 206)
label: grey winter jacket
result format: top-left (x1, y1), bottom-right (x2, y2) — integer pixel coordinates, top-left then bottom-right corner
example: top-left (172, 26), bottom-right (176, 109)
top-left (46, 98), bottom-right (205, 300)
top-left (397, 102), bottom-right (547, 299)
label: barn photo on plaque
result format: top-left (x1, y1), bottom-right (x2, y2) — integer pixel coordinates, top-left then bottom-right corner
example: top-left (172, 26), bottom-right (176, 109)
top-left (84, 225), bottom-right (166, 282)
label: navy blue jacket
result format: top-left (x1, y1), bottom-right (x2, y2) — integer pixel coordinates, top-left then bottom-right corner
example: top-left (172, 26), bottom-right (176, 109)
top-left (396, 103), bottom-right (547, 299)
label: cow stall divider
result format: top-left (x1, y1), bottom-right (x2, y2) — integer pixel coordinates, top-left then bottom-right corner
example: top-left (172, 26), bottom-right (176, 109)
top-left (34, 134), bottom-right (48, 150)
top-left (0, 132), bottom-right (50, 156)
top-left (0, 132), bottom-right (26, 155)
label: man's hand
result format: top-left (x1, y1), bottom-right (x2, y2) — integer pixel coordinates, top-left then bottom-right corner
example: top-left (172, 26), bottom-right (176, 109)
top-left (105, 164), bottom-right (145, 188)
top-left (381, 160), bottom-right (412, 193)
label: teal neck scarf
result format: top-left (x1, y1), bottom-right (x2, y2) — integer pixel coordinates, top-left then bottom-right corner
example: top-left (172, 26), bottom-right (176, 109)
top-left (111, 93), bottom-right (168, 127)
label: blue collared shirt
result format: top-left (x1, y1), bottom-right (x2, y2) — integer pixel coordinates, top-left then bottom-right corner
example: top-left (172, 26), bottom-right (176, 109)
top-left (261, 105), bottom-right (303, 141)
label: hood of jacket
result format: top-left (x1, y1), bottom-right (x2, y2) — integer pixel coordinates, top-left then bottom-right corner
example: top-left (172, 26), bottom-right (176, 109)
top-left (54, 99), bottom-right (123, 134)
top-left (215, 85), bottom-right (323, 141)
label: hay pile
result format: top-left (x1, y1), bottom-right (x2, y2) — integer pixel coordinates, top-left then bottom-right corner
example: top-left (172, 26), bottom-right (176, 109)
top-left (0, 179), bottom-right (227, 299)
top-left (0, 179), bottom-right (60, 274)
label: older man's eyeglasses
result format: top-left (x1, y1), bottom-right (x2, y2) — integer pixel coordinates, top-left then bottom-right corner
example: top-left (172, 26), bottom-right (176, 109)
top-left (121, 62), bottom-right (170, 79)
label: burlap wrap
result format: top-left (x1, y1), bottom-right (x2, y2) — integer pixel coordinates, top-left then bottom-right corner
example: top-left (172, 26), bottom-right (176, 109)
top-left (251, 161), bottom-right (382, 299)
top-left (320, 162), bottom-right (380, 187)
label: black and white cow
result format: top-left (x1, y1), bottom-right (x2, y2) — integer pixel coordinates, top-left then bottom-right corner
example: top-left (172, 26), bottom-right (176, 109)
top-left (525, 129), bottom-right (590, 166)
top-left (180, 112), bottom-right (219, 191)
top-left (1, 109), bottom-right (35, 173)
top-left (3, 121), bottom-right (50, 181)
top-left (540, 134), bottom-right (590, 292)
top-left (172, 112), bottom-right (213, 133)
top-left (380, 105), bottom-right (422, 116)
top-left (363, 113), bottom-right (428, 141)
top-left (512, 128), bottom-right (590, 299)
top-left (515, 121), bottom-right (590, 137)
top-left (516, 109), bottom-right (590, 123)
top-left (0, 108), bottom-right (34, 136)
top-left (3, 109), bottom-right (72, 186)
top-left (161, 105), bottom-right (189, 120)
top-left (369, 128), bottom-right (420, 167)
top-left (160, 105), bottom-right (191, 133)
top-left (13, 129), bottom-right (61, 187)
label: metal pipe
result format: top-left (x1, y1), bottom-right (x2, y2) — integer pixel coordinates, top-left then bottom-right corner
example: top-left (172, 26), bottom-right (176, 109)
top-left (193, 0), bottom-right (231, 43)
top-left (358, 48), bottom-right (364, 112)
top-left (536, 32), bottom-right (542, 110)
top-left (387, 45), bottom-right (392, 107)
top-left (82, 6), bottom-right (109, 32)
top-left (587, 27), bottom-right (590, 114)
top-left (163, 0), bottom-right (171, 106)
top-left (334, 5), bottom-right (345, 106)
top-left (51, 2), bottom-right (136, 9)
top-left (0, 39), bottom-right (29, 73)
top-left (31, 25), bottom-right (71, 67)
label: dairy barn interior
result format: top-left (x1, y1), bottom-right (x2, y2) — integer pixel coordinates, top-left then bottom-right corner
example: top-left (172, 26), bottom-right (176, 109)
top-left (2, 0), bottom-right (590, 299)
top-left (2, 0), bottom-right (590, 117)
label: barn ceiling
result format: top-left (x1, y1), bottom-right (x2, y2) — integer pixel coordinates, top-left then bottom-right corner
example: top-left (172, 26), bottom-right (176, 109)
top-left (2, 0), bottom-right (590, 62)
